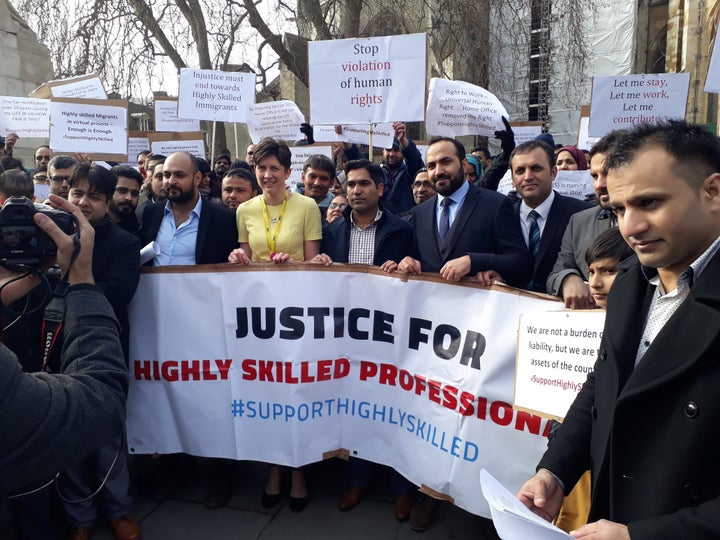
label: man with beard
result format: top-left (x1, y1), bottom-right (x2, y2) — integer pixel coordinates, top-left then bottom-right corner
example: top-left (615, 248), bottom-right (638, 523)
top-left (109, 165), bottom-right (143, 236)
top-left (546, 132), bottom-right (621, 308)
top-left (412, 168), bottom-right (435, 206)
top-left (380, 122), bottom-right (424, 213)
top-left (213, 153), bottom-right (232, 177)
top-left (398, 137), bottom-right (531, 287)
top-left (140, 151), bottom-right (237, 267)
top-left (136, 154), bottom-right (166, 223)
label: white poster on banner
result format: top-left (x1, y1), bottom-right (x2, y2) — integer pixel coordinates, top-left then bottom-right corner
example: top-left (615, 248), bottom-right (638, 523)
top-left (177, 68), bottom-right (256, 122)
top-left (426, 78), bottom-right (509, 137)
top-left (577, 117), bottom-right (600, 151)
top-left (339, 123), bottom-right (394, 149)
top-left (0, 96), bottom-right (50, 137)
top-left (308, 33), bottom-right (426, 124)
top-left (247, 100), bottom-right (305, 143)
top-left (49, 99), bottom-right (127, 156)
top-left (514, 311), bottom-right (606, 419)
top-left (705, 36), bottom-right (720, 93)
top-left (154, 97), bottom-right (200, 132)
top-left (126, 267), bottom-right (561, 519)
top-left (588, 73), bottom-right (690, 137)
top-left (288, 145), bottom-right (334, 190)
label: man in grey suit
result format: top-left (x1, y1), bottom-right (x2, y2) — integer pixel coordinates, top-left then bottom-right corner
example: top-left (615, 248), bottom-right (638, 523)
top-left (546, 133), bottom-right (621, 308)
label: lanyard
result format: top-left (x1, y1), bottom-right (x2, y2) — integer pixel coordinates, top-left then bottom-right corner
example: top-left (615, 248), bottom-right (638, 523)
top-left (260, 192), bottom-right (288, 256)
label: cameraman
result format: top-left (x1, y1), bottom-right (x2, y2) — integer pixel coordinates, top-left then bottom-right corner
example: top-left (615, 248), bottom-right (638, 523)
top-left (0, 195), bottom-right (128, 494)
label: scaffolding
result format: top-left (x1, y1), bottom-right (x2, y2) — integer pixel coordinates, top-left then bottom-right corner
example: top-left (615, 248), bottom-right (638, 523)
top-left (529, 0), bottom-right (552, 126)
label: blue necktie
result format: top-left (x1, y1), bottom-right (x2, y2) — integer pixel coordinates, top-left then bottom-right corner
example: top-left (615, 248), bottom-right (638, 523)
top-left (438, 198), bottom-right (452, 241)
top-left (528, 210), bottom-right (541, 257)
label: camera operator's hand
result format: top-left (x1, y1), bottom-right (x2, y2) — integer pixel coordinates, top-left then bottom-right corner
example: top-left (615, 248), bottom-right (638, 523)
top-left (35, 195), bottom-right (95, 286)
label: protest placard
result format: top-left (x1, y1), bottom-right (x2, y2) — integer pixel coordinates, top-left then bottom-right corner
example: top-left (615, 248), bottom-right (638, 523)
top-left (177, 68), bottom-right (256, 122)
top-left (127, 131), bottom-right (150, 164)
top-left (313, 125), bottom-right (339, 142)
top-left (148, 131), bottom-right (206, 158)
top-left (588, 73), bottom-right (690, 137)
top-left (511, 122), bottom-right (543, 145)
top-left (705, 35), bottom-right (720, 93)
top-left (339, 123), bottom-right (394, 149)
top-left (0, 96), bottom-right (50, 137)
top-left (154, 96), bottom-right (200, 132)
top-left (496, 170), bottom-right (593, 201)
top-left (576, 105), bottom-right (600, 150)
top-left (288, 145), bottom-right (333, 190)
top-left (49, 98), bottom-right (128, 159)
top-left (127, 266), bottom-right (560, 519)
top-left (426, 78), bottom-right (509, 137)
top-left (514, 310), bottom-right (606, 419)
top-left (308, 33), bottom-right (426, 124)
top-left (30, 73), bottom-right (107, 100)
top-left (247, 100), bottom-right (305, 143)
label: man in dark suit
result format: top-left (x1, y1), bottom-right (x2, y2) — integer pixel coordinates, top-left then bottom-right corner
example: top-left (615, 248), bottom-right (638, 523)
top-left (316, 159), bottom-right (412, 269)
top-left (139, 151), bottom-right (238, 266)
top-left (138, 151), bottom-right (238, 509)
top-left (518, 120), bottom-right (720, 539)
top-left (509, 140), bottom-right (590, 293)
top-left (398, 137), bottom-right (531, 288)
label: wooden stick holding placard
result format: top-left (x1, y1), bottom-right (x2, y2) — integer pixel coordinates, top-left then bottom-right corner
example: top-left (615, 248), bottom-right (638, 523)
top-left (368, 124), bottom-right (373, 161)
top-left (210, 121), bottom-right (216, 163)
top-left (233, 123), bottom-right (239, 160)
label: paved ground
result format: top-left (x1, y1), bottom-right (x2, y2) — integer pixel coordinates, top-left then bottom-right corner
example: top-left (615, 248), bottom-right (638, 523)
top-left (38, 458), bottom-right (501, 539)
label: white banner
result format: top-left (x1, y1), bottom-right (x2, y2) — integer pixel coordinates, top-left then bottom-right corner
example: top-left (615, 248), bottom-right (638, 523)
top-left (0, 96), bottom-right (50, 137)
top-left (126, 267), bottom-right (561, 518)
top-left (588, 73), bottom-right (690, 137)
top-left (514, 311), bottom-right (605, 419)
top-left (313, 125), bottom-right (339, 143)
top-left (247, 100), bottom-right (305, 143)
top-left (426, 78), bottom-right (509, 137)
top-left (178, 69), bottom-right (256, 122)
top-left (154, 98), bottom-right (200, 132)
top-left (49, 99), bottom-right (127, 155)
top-left (288, 145), bottom-right (334, 190)
top-left (308, 33), bottom-right (426, 124)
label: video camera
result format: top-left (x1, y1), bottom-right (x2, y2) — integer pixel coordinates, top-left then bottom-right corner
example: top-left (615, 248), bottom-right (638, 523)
top-left (0, 197), bottom-right (75, 265)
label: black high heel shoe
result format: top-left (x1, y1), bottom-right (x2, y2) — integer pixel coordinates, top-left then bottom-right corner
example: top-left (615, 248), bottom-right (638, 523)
top-left (288, 494), bottom-right (308, 512)
top-left (261, 491), bottom-right (282, 509)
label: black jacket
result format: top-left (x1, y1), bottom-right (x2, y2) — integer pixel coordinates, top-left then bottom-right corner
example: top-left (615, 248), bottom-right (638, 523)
top-left (321, 207), bottom-right (412, 266)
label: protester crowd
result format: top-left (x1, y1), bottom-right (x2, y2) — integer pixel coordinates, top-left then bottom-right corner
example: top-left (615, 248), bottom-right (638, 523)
top-left (2, 115), bottom-right (720, 540)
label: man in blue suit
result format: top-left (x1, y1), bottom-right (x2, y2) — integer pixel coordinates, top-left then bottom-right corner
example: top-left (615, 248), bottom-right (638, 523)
top-left (398, 137), bottom-right (531, 287)
top-left (509, 140), bottom-right (591, 293)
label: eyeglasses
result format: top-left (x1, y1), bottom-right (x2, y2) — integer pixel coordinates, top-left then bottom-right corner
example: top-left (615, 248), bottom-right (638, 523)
top-left (413, 180), bottom-right (435, 189)
top-left (50, 175), bottom-right (70, 184)
top-left (33, 175), bottom-right (48, 182)
top-left (329, 202), bottom-right (348, 210)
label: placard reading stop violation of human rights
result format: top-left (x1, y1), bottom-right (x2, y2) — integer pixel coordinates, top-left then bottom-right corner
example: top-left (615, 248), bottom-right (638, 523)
top-left (514, 311), bottom-right (606, 419)
top-left (588, 73), bottom-right (690, 137)
top-left (308, 33), bottom-right (426, 124)
top-left (178, 68), bottom-right (256, 123)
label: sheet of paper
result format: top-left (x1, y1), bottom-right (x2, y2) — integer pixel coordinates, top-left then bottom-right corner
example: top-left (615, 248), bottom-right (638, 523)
top-left (480, 469), bottom-right (572, 540)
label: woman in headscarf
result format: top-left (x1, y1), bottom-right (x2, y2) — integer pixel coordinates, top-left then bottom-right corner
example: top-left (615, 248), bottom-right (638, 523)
top-left (555, 145), bottom-right (588, 170)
